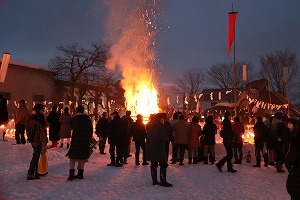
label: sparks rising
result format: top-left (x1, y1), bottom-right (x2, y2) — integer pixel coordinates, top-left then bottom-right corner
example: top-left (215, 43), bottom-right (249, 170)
top-left (104, 0), bottom-right (166, 117)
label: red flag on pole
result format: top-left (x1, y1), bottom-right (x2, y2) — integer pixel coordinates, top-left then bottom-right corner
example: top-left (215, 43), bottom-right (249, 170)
top-left (228, 12), bottom-right (237, 56)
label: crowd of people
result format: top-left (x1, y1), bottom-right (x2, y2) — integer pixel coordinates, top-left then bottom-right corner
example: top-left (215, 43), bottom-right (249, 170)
top-left (1, 98), bottom-right (299, 197)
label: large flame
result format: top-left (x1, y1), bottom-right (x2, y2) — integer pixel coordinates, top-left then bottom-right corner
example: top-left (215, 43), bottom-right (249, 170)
top-left (124, 76), bottom-right (158, 116)
top-left (103, 1), bottom-right (164, 117)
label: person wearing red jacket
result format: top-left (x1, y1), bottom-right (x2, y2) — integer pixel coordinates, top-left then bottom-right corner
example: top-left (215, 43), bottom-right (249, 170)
top-left (232, 117), bottom-right (245, 164)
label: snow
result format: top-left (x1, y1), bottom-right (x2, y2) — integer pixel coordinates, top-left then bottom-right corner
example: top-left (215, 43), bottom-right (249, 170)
top-left (0, 134), bottom-right (290, 200)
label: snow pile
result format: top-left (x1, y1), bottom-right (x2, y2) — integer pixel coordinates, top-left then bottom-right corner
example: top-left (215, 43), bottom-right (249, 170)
top-left (0, 136), bottom-right (290, 200)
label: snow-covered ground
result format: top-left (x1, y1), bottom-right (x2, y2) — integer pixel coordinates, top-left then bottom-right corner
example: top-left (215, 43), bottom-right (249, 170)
top-left (0, 134), bottom-right (290, 200)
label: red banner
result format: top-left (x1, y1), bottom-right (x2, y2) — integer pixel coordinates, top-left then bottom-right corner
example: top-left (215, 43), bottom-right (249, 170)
top-left (228, 12), bottom-right (237, 56)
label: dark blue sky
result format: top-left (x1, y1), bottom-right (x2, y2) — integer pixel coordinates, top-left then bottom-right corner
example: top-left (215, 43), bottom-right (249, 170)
top-left (0, 0), bottom-right (299, 83)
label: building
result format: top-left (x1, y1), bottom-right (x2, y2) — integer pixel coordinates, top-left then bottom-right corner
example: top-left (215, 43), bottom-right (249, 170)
top-left (239, 79), bottom-right (300, 117)
top-left (0, 59), bottom-right (55, 114)
top-left (0, 59), bottom-right (125, 120)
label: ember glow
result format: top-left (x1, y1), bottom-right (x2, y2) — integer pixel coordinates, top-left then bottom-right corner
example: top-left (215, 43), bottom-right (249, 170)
top-left (103, 0), bottom-right (167, 116)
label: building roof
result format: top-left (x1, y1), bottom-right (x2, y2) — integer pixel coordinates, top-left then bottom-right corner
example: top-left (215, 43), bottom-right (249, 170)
top-left (0, 59), bottom-right (54, 73)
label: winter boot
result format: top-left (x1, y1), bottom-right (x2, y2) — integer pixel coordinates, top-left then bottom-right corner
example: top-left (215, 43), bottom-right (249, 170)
top-left (100, 150), bottom-right (106, 155)
top-left (114, 158), bottom-right (122, 167)
top-left (74, 169), bottom-right (84, 179)
top-left (159, 167), bottom-right (172, 187)
top-left (193, 157), bottom-right (198, 164)
top-left (114, 162), bottom-right (122, 167)
top-left (142, 161), bottom-right (149, 165)
top-left (2, 131), bottom-right (6, 141)
top-left (67, 169), bottom-right (75, 181)
top-left (188, 157), bottom-right (192, 164)
top-left (60, 143), bottom-right (63, 148)
top-left (215, 162), bottom-right (223, 172)
top-left (210, 156), bottom-right (215, 164)
top-left (107, 158), bottom-right (116, 166)
top-left (27, 174), bottom-right (40, 180)
top-left (227, 168), bottom-right (237, 173)
top-left (151, 167), bottom-right (160, 185)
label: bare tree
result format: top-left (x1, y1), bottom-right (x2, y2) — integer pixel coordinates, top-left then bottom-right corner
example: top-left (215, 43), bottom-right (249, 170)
top-left (48, 42), bottom-right (107, 113)
top-left (87, 68), bottom-right (123, 119)
top-left (172, 68), bottom-right (205, 111)
top-left (206, 62), bottom-right (254, 89)
top-left (259, 49), bottom-right (299, 98)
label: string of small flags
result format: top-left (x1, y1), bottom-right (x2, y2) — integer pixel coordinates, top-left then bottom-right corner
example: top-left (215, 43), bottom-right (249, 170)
top-left (245, 95), bottom-right (288, 110)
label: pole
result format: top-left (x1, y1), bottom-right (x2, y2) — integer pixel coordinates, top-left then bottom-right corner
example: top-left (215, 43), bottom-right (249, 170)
top-left (268, 80), bottom-right (272, 115)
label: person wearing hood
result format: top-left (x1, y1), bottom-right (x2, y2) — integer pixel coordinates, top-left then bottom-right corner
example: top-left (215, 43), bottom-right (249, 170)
top-left (26, 104), bottom-right (48, 180)
top-left (14, 99), bottom-right (29, 144)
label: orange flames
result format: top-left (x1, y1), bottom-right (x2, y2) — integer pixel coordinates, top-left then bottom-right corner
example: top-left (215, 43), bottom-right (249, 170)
top-left (103, 1), bottom-right (162, 117)
top-left (123, 74), bottom-right (159, 117)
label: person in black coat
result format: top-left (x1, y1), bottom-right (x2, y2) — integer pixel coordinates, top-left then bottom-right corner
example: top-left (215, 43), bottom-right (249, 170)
top-left (95, 112), bottom-right (109, 154)
top-left (163, 114), bottom-right (173, 162)
top-left (201, 115), bottom-right (217, 164)
top-left (285, 121), bottom-right (300, 200)
top-left (253, 116), bottom-right (269, 167)
top-left (66, 106), bottom-right (93, 180)
top-left (269, 112), bottom-right (287, 173)
top-left (216, 112), bottom-right (237, 173)
top-left (47, 104), bottom-right (61, 147)
top-left (121, 111), bottom-right (134, 163)
top-left (130, 114), bottom-right (148, 165)
top-left (0, 94), bottom-right (8, 141)
top-left (107, 111), bottom-right (127, 167)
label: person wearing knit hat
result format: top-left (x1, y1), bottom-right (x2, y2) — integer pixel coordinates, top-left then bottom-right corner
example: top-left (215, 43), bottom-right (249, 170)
top-left (26, 103), bottom-right (48, 180)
